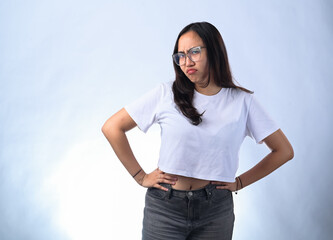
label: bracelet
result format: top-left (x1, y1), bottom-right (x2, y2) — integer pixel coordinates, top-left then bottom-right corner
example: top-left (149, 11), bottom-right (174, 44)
top-left (238, 176), bottom-right (243, 189)
top-left (132, 169), bottom-right (142, 178)
top-left (235, 176), bottom-right (244, 194)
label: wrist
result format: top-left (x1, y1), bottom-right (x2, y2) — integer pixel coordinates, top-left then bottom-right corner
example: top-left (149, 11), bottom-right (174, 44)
top-left (237, 176), bottom-right (243, 190)
top-left (134, 170), bottom-right (146, 186)
top-left (234, 176), bottom-right (244, 194)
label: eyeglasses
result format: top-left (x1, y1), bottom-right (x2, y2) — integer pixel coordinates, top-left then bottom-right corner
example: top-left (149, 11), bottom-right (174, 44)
top-left (172, 46), bottom-right (206, 66)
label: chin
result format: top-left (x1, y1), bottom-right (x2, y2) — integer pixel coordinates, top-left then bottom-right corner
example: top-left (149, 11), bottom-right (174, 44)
top-left (186, 76), bottom-right (199, 83)
top-left (188, 78), bottom-right (206, 86)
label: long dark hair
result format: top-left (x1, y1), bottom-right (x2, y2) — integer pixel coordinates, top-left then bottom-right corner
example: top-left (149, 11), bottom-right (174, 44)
top-left (172, 22), bottom-right (252, 125)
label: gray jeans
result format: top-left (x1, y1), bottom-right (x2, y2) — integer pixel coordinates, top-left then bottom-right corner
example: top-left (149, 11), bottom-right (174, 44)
top-left (142, 183), bottom-right (234, 240)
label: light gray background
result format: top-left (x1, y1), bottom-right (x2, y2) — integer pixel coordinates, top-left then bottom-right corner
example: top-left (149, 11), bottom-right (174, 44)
top-left (1, 0), bottom-right (332, 239)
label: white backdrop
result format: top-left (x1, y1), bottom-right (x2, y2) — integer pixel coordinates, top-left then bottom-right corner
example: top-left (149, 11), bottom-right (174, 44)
top-left (0, 0), bottom-right (332, 239)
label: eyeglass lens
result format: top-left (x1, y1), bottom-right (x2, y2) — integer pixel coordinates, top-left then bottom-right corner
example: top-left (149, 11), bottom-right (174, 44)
top-left (173, 47), bottom-right (202, 66)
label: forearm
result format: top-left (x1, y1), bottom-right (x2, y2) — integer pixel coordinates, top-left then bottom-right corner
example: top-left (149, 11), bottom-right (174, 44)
top-left (102, 126), bottom-right (146, 183)
top-left (239, 150), bottom-right (292, 189)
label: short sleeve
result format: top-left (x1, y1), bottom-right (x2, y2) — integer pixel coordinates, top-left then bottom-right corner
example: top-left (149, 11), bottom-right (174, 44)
top-left (246, 95), bottom-right (280, 144)
top-left (124, 83), bottom-right (164, 133)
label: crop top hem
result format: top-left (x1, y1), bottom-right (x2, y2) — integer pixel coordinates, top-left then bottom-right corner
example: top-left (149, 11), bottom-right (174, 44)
top-left (158, 165), bottom-right (236, 183)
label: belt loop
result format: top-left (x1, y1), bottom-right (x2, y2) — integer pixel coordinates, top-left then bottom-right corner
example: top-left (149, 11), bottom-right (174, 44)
top-left (165, 184), bottom-right (172, 199)
top-left (205, 184), bottom-right (213, 200)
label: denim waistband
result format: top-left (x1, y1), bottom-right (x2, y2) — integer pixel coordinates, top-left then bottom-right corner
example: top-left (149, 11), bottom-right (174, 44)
top-left (158, 183), bottom-right (216, 199)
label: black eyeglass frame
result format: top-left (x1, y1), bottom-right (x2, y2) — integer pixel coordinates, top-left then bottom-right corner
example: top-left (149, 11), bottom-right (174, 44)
top-left (172, 46), bottom-right (206, 66)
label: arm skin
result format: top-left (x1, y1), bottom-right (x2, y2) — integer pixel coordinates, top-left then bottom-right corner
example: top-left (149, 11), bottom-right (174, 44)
top-left (102, 108), bottom-right (177, 191)
top-left (212, 129), bottom-right (294, 191)
top-left (103, 108), bottom-right (293, 192)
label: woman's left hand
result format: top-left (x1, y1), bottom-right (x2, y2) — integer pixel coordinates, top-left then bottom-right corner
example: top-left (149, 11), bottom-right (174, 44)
top-left (210, 180), bottom-right (238, 192)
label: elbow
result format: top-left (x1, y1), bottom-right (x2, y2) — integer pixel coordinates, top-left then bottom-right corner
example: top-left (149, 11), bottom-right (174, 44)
top-left (102, 109), bottom-right (136, 137)
top-left (101, 124), bottom-right (107, 135)
top-left (273, 145), bottom-right (294, 164)
top-left (101, 119), bottom-right (113, 137)
top-left (101, 117), bottom-right (125, 138)
top-left (288, 146), bottom-right (294, 161)
top-left (284, 145), bottom-right (294, 162)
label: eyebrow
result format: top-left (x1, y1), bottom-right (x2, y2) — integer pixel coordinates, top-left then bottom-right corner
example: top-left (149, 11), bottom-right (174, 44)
top-left (178, 46), bottom-right (200, 53)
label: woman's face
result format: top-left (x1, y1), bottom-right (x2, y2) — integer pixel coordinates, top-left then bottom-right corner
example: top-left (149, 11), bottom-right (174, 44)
top-left (177, 31), bottom-right (210, 87)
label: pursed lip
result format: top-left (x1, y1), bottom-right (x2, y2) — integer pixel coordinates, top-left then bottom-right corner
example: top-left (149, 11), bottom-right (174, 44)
top-left (186, 68), bottom-right (197, 74)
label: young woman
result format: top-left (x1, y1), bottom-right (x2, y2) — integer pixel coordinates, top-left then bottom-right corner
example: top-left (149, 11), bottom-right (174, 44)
top-left (102, 22), bottom-right (294, 240)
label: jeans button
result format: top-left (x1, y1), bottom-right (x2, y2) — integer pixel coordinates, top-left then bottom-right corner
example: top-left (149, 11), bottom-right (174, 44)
top-left (187, 191), bottom-right (193, 197)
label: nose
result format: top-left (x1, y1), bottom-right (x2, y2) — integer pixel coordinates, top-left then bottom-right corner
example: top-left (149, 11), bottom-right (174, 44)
top-left (185, 55), bottom-right (194, 66)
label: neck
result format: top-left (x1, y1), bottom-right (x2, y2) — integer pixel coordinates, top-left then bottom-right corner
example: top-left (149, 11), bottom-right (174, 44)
top-left (195, 81), bottom-right (222, 96)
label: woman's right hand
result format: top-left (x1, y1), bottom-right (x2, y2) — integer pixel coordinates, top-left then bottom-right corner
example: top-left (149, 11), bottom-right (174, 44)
top-left (140, 168), bottom-right (178, 191)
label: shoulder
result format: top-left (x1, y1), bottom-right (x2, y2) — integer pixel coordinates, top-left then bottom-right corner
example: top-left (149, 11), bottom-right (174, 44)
top-left (223, 87), bottom-right (253, 104)
top-left (157, 81), bottom-right (174, 97)
top-left (139, 81), bottom-right (174, 103)
top-left (144, 81), bottom-right (173, 95)
top-left (160, 81), bottom-right (174, 91)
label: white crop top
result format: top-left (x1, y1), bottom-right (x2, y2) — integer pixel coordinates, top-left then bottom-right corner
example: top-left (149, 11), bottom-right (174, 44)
top-left (125, 81), bottom-right (279, 182)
